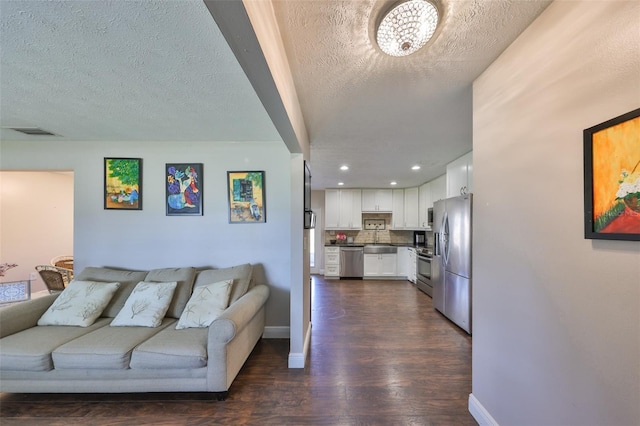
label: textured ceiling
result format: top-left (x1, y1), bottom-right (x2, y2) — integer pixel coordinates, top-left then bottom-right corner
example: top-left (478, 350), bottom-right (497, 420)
top-left (273, 0), bottom-right (552, 188)
top-left (0, 0), bottom-right (551, 189)
top-left (0, 0), bottom-right (280, 142)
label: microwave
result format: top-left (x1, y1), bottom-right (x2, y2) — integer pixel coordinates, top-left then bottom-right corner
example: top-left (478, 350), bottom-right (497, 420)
top-left (427, 207), bottom-right (434, 228)
top-left (304, 210), bottom-right (316, 229)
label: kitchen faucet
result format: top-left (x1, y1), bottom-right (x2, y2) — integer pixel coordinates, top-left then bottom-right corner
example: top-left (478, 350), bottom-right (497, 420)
top-left (374, 225), bottom-right (379, 244)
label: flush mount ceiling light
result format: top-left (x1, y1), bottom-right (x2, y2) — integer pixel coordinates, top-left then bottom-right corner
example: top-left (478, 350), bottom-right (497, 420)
top-left (376, 0), bottom-right (439, 57)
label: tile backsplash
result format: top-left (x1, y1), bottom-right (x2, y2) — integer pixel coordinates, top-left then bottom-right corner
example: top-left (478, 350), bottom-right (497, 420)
top-left (325, 213), bottom-right (414, 245)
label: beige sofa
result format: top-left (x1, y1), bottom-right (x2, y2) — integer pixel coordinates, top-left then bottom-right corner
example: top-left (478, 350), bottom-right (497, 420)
top-left (0, 265), bottom-right (269, 400)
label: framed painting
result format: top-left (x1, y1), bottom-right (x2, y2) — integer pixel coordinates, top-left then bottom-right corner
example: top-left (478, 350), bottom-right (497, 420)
top-left (227, 171), bottom-right (266, 223)
top-left (166, 163), bottom-right (203, 216)
top-left (584, 107), bottom-right (640, 240)
top-left (104, 158), bottom-right (142, 210)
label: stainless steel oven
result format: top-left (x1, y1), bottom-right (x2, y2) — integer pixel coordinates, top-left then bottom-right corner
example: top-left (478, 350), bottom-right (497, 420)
top-left (416, 251), bottom-right (433, 297)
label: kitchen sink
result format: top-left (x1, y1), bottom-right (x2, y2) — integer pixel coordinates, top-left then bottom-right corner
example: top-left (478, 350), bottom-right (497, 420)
top-left (364, 245), bottom-right (397, 254)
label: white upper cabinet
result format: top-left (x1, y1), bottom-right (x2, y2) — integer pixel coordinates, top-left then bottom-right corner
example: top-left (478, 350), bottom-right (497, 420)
top-left (325, 189), bottom-right (362, 230)
top-left (419, 182), bottom-right (432, 229)
top-left (403, 187), bottom-right (420, 229)
top-left (325, 189), bottom-right (340, 228)
top-left (391, 188), bottom-right (419, 229)
top-left (431, 174), bottom-right (447, 204)
top-left (362, 189), bottom-right (393, 212)
top-left (391, 189), bottom-right (405, 229)
top-left (446, 151), bottom-right (473, 198)
top-left (339, 189), bottom-right (362, 229)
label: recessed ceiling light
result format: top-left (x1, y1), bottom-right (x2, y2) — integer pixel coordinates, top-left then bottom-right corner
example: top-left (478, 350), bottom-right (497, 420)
top-left (338, 182), bottom-right (344, 186)
top-left (412, 165), bottom-right (421, 170)
top-left (390, 181), bottom-right (397, 186)
top-left (340, 165), bottom-right (349, 171)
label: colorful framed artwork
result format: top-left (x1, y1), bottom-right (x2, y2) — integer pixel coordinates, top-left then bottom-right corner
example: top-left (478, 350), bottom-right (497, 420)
top-left (584, 107), bottom-right (640, 240)
top-left (104, 158), bottom-right (142, 210)
top-left (227, 171), bottom-right (266, 223)
top-left (166, 164), bottom-right (203, 216)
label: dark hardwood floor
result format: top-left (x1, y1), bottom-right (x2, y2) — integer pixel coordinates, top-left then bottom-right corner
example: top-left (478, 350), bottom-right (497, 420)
top-left (1, 276), bottom-right (475, 425)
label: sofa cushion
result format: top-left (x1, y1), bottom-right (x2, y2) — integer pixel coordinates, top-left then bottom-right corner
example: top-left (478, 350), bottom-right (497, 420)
top-left (0, 318), bottom-right (111, 372)
top-left (130, 327), bottom-right (208, 369)
top-left (52, 318), bottom-right (175, 370)
top-left (194, 264), bottom-right (252, 305)
top-left (110, 281), bottom-right (177, 327)
top-left (74, 267), bottom-right (149, 318)
top-left (144, 267), bottom-right (196, 318)
top-left (37, 280), bottom-right (121, 327)
top-left (175, 279), bottom-right (232, 330)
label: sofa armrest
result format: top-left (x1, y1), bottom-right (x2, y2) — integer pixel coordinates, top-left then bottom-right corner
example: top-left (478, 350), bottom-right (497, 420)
top-left (208, 284), bottom-right (269, 344)
top-left (0, 294), bottom-right (58, 338)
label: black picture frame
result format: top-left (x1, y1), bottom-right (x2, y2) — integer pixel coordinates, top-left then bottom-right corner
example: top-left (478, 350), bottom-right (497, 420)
top-left (104, 158), bottom-right (142, 210)
top-left (304, 161), bottom-right (315, 229)
top-left (304, 161), bottom-right (311, 212)
top-left (583, 108), bottom-right (640, 240)
top-left (166, 163), bottom-right (203, 216)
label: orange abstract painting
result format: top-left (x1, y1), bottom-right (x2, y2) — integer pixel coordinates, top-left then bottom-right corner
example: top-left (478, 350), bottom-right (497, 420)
top-left (584, 108), bottom-right (640, 240)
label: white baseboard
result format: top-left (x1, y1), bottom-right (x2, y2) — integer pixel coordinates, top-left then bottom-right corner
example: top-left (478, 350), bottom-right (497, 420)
top-left (469, 393), bottom-right (499, 426)
top-left (263, 326), bottom-right (289, 339)
top-left (287, 322), bottom-right (312, 368)
top-left (288, 352), bottom-right (305, 368)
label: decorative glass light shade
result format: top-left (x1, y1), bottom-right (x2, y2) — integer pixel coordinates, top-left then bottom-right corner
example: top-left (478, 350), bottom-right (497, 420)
top-left (376, 0), bottom-right (439, 57)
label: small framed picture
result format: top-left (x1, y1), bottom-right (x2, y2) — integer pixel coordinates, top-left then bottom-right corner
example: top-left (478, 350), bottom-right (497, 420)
top-left (104, 158), bottom-right (142, 210)
top-left (166, 164), bottom-right (203, 216)
top-left (227, 171), bottom-right (266, 223)
top-left (583, 108), bottom-right (640, 240)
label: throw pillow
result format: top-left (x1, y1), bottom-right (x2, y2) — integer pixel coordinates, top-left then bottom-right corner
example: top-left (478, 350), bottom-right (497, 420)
top-left (110, 281), bottom-right (177, 328)
top-left (175, 279), bottom-right (233, 330)
top-left (193, 263), bottom-right (252, 305)
top-left (37, 280), bottom-right (121, 327)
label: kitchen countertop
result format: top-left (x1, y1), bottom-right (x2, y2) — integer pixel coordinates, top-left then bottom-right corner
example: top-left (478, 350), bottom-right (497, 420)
top-left (324, 243), bottom-right (423, 248)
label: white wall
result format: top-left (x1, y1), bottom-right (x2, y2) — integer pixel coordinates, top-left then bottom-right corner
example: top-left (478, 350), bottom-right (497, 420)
top-left (0, 171), bottom-right (74, 293)
top-left (0, 140), bottom-right (293, 328)
top-left (471, 1), bottom-right (640, 425)
top-left (288, 154), bottom-right (310, 367)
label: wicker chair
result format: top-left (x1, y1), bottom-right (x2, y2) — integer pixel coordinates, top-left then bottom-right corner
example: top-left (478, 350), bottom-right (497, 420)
top-left (51, 255), bottom-right (73, 270)
top-left (35, 265), bottom-right (68, 294)
top-left (49, 255), bottom-right (73, 283)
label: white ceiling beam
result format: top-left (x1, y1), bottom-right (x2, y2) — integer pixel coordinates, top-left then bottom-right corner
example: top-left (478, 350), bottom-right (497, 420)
top-left (203, 0), bottom-right (309, 157)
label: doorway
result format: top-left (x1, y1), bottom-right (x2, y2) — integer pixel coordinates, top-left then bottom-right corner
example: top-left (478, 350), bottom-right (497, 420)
top-left (0, 171), bottom-right (74, 294)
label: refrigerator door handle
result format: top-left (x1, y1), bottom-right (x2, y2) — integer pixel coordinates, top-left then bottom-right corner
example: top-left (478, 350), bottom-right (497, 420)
top-left (442, 214), bottom-right (450, 266)
top-left (434, 233), bottom-right (440, 256)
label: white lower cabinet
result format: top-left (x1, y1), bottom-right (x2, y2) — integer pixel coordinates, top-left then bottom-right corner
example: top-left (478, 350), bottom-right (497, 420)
top-left (324, 246), bottom-right (340, 279)
top-left (408, 248), bottom-right (417, 284)
top-left (396, 247), bottom-right (410, 278)
top-left (364, 253), bottom-right (397, 278)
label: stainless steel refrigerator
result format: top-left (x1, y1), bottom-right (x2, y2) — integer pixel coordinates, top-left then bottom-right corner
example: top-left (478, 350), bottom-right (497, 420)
top-left (433, 194), bottom-right (472, 334)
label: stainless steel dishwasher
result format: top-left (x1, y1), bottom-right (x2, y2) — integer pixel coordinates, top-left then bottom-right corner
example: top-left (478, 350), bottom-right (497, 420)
top-left (339, 246), bottom-right (364, 278)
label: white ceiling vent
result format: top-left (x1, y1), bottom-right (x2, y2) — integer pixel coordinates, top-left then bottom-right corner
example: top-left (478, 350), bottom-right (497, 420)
top-left (7, 127), bottom-right (59, 136)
